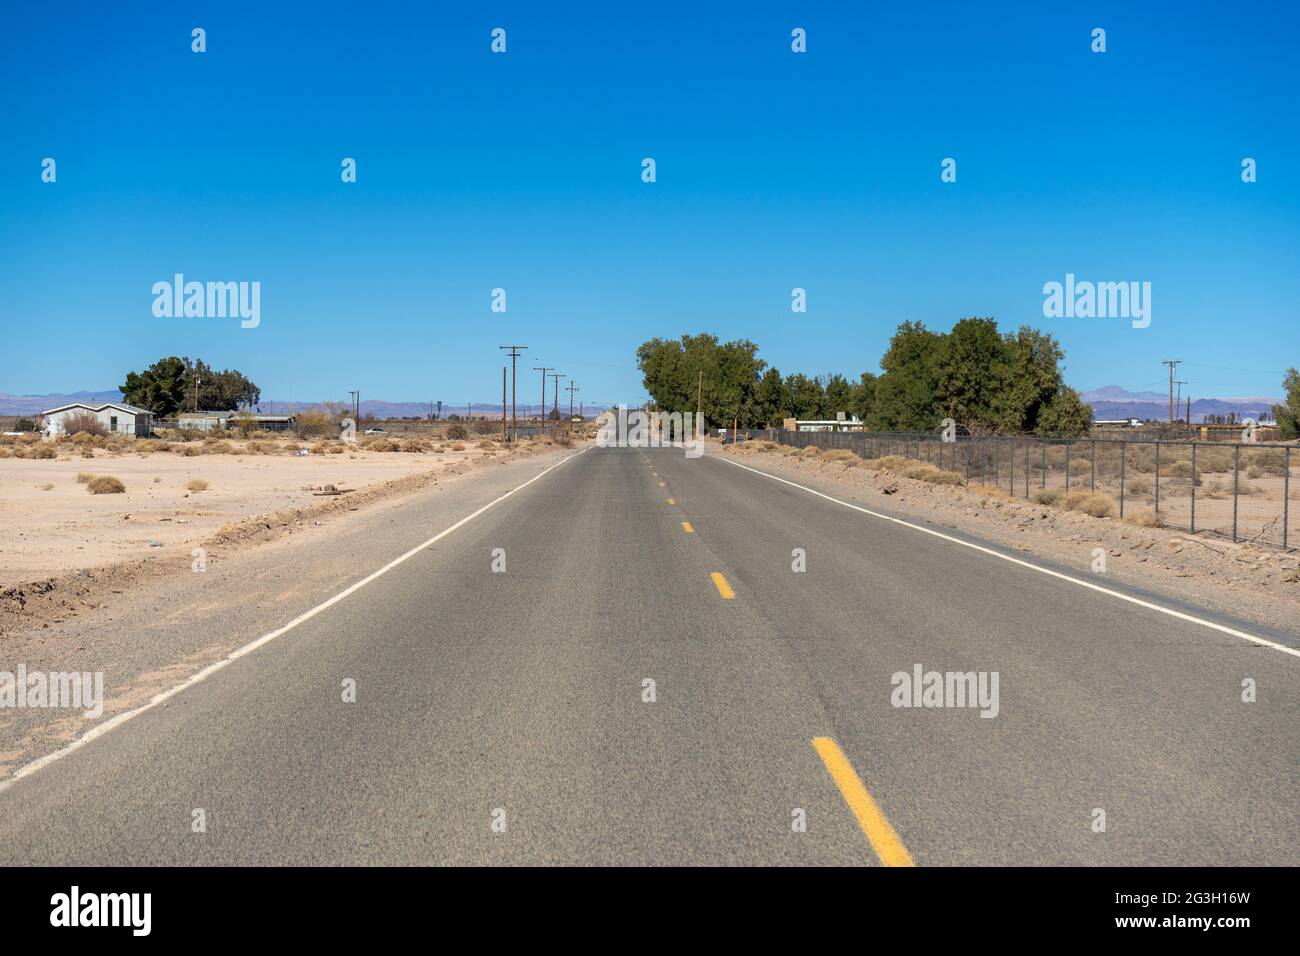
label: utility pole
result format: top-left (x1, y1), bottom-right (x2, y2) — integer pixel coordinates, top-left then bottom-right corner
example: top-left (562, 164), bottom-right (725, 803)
top-left (696, 370), bottom-right (703, 432)
top-left (436, 400), bottom-right (442, 421)
top-left (348, 390), bottom-right (360, 426)
top-left (1162, 360), bottom-right (1181, 423)
top-left (533, 366), bottom-right (553, 432)
top-left (499, 345), bottom-right (527, 442)
top-left (1174, 380), bottom-right (1187, 422)
top-left (566, 381), bottom-right (579, 420)
top-left (549, 372), bottom-right (565, 422)
top-left (501, 367), bottom-right (508, 441)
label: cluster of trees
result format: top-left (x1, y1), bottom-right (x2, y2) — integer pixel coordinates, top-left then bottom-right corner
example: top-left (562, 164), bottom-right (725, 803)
top-left (1273, 368), bottom-right (1300, 439)
top-left (637, 318), bottom-right (1094, 437)
top-left (120, 357), bottom-right (261, 417)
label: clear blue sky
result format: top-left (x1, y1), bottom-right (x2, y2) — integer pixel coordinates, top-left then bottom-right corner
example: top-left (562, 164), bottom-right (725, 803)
top-left (2, 1), bottom-right (1297, 408)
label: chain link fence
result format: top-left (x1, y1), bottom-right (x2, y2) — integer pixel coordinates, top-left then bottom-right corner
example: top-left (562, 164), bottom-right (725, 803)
top-left (763, 430), bottom-right (1297, 551)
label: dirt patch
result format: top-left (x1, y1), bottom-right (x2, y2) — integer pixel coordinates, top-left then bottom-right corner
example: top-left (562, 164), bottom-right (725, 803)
top-left (0, 437), bottom-right (558, 635)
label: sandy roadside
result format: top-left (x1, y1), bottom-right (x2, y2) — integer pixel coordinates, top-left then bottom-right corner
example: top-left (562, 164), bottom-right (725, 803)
top-left (717, 440), bottom-right (1300, 636)
top-left (0, 435), bottom-right (566, 633)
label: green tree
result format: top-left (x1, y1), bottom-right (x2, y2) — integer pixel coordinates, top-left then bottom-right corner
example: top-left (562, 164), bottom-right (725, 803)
top-left (636, 333), bottom-right (767, 428)
top-left (755, 367), bottom-right (790, 424)
top-left (785, 373), bottom-right (825, 419)
top-left (994, 327), bottom-right (1068, 433)
top-left (1271, 368), bottom-right (1300, 439)
top-left (120, 356), bottom-right (189, 416)
top-left (934, 317), bottom-right (1011, 431)
top-left (870, 321), bottom-right (942, 431)
top-left (849, 372), bottom-right (877, 424)
top-left (822, 374), bottom-right (853, 419)
top-left (181, 358), bottom-right (261, 411)
top-left (1035, 386), bottom-right (1093, 437)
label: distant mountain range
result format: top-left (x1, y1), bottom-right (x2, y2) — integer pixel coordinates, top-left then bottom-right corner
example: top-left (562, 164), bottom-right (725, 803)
top-left (2, 385), bottom-right (1278, 424)
top-left (0, 391), bottom-right (607, 419)
top-left (1079, 387), bottom-right (1280, 422)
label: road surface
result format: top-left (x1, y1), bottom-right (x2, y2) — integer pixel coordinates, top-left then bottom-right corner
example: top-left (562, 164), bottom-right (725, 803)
top-left (1, 445), bottom-right (1296, 865)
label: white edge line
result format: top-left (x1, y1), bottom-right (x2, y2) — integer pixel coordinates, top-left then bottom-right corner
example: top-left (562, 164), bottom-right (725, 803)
top-left (0, 445), bottom-right (591, 794)
top-left (714, 452), bottom-right (1300, 661)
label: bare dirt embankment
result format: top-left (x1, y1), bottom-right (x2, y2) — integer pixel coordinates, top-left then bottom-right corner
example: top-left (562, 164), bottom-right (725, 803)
top-left (0, 433), bottom-right (571, 634)
top-left (718, 440), bottom-right (1300, 634)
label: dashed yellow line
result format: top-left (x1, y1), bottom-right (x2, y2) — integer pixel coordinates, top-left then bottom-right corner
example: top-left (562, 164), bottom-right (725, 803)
top-left (681, 521), bottom-right (694, 533)
top-left (812, 737), bottom-right (914, 867)
top-left (710, 572), bottom-right (735, 599)
top-left (658, 481), bottom-right (666, 487)
top-left (667, 497), bottom-right (676, 505)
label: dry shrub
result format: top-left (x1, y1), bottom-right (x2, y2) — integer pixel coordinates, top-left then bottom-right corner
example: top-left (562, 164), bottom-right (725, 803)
top-left (822, 449), bottom-right (859, 463)
top-left (874, 456), bottom-right (964, 485)
top-left (1126, 476), bottom-right (1153, 495)
top-left (799, 446), bottom-right (822, 457)
top-left (294, 410), bottom-right (338, 439)
top-left (780, 446), bottom-right (800, 456)
top-left (39, 482), bottom-right (53, 491)
top-left (187, 479), bottom-right (209, 492)
top-left (1067, 458), bottom-right (1092, 477)
top-left (1034, 489), bottom-right (1063, 506)
top-left (444, 424), bottom-right (468, 441)
top-left (76, 472), bottom-right (96, 483)
top-left (0, 447), bottom-right (11, 459)
top-left (399, 438), bottom-right (429, 453)
top-left (478, 440), bottom-right (497, 450)
top-left (470, 420), bottom-right (499, 436)
top-left (327, 445), bottom-right (345, 454)
top-left (20, 443), bottom-right (58, 460)
top-left (61, 411), bottom-right (108, 437)
top-left (176, 444), bottom-right (203, 457)
top-left (87, 475), bottom-right (125, 494)
top-left (1126, 508), bottom-right (1163, 528)
top-left (202, 441), bottom-right (235, 455)
top-left (970, 482), bottom-right (1013, 500)
top-left (451, 442), bottom-right (466, 452)
top-left (1067, 491), bottom-right (1115, 517)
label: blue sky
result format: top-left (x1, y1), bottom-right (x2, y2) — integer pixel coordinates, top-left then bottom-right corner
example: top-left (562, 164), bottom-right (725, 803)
top-left (2, 1), bottom-right (1297, 408)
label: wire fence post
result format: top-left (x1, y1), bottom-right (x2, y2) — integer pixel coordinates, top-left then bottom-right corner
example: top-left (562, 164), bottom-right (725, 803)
top-left (1155, 441), bottom-right (1161, 514)
top-left (1119, 442), bottom-right (1126, 518)
top-left (1090, 440), bottom-right (1096, 492)
top-left (1065, 442), bottom-right (1071, 494)
top-left (1284, 447), bottom-right (1291, 551)
top-left (1041, 442), bottom-right (1046, 489)
top-left (1232, 444), bottom-right (1240, 543)
top-left (1190, 443), bottom-right (1197, 535)
top-left (1024, 441), bottom-right (1030, 498)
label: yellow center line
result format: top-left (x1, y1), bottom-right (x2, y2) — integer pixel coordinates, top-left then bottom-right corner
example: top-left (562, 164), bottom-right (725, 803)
top-left (658, 481), bottom-right (666, 487)
top-left (667, 497), bottom-right (676, 505)
top-left (811, 737), bottom-right (915, 867)
top-left (681, 521), bottom-right (694, 533)
top-left (710, 572), bottom-right (735, 599)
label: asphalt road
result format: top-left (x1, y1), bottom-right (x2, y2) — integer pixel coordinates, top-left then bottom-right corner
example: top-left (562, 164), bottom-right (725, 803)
top-left (1, 445), bottom-right (1296, 865)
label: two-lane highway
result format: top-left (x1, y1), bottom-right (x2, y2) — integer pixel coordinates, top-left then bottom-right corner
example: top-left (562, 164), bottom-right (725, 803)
top-left (1, 445), bottom-right (1295, 865)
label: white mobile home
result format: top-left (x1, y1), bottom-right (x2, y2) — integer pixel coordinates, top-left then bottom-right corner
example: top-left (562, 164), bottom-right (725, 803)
top-left (42, 402), bottom-right (154, 438)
